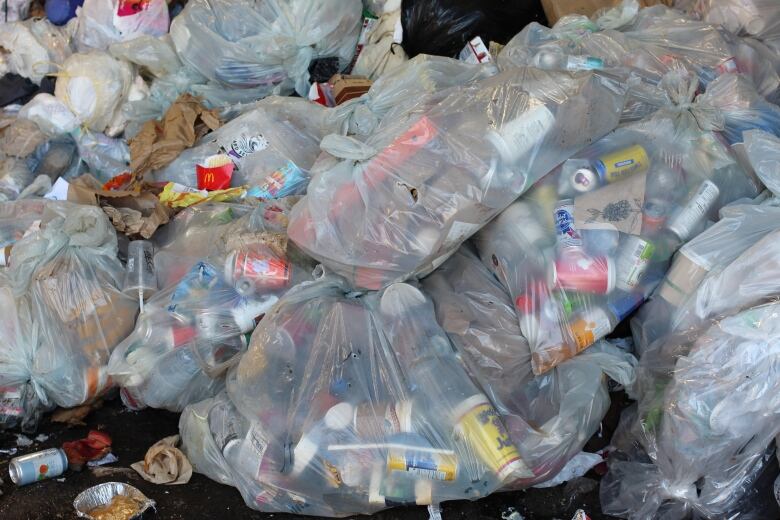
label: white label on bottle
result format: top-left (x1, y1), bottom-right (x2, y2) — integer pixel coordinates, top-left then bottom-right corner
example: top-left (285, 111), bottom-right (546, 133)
top-left (616, 237), bottom-right (653, 290)
top-left (246, 423), bottom-right (269, 479)
top-left (442, 221), bottom-right (482, 250)
top-left (493, 103), bottom-right (556, 164)
top-left (669, 180), bottom-right (720, 240)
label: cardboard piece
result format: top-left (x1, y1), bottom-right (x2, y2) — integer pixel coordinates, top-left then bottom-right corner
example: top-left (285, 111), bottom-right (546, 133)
top-left (330, 74), bottom-right (373, 105)
top-left (67, 174), bottom-right (173, 239)
top-left (574, 172), bottom-right (646, 235)
top-left (540, 0), bottom-right (672, 25)
top-left (129, 94), bottom-right (221, 178)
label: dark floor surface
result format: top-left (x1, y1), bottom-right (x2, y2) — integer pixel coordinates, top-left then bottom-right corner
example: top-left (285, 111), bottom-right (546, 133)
top-left (0, 392), bottom-right (626, 520)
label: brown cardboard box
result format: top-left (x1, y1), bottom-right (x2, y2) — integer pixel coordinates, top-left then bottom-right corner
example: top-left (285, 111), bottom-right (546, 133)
top-left (330, 74), bottom-right (373, 105)
top-left (541, 0), bottom-right (673, 25)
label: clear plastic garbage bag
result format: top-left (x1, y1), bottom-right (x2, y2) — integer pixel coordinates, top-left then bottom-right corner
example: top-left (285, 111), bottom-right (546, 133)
top-left (676, 0), bottom-right (780, 50)
top-left (337, 53), bottom-right (496, 137)
top-left (182, 275), bottom-right (533, 516)
top-left (288, 67), bottom-right (628, 291)
top-left (74, 0), bottom-right (170, 52)
top-left (422, 246), bottom-right (637, 488)
top-left (0, 203), bottom-right (137, 430)
top-left (153, 97), bottom-right (338, 193)
top-left (169, 0), bottom-right (362, 97)
top-left (632, 129), bottom-right (780, 353)
top-left (602, 301), bottom-right (780, 519)
top-left (473, 71), bottom-right (758, 374)
top-left (109, 202), bottom-right (313, 412)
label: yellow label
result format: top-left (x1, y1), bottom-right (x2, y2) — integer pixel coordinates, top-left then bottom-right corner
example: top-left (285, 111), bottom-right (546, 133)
top-left (597, 144), bottom-right (650, 183)
top-left (387, 451), bottom-right (457, 481)
top-left (455, 397), bottom-right (523, 481)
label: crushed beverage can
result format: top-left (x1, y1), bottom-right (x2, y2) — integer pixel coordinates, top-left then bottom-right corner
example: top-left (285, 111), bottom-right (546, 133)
top-left (225, 251), bottom-right (291, 295)
top-left (9, 448), bottom-right (68, 486)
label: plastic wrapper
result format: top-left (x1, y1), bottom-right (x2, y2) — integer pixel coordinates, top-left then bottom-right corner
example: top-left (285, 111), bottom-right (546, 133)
top-left (108, 202), bottom-right (313, 412)
top-left (422, 246), bottom-right (637, 488)
top-left (475, 71), bottom-right (758, 374)
top-left (0, 203), bottom-right (137, 431)
top-left (54, 51), bottom-right (133, 133)
top-left (181, 275), bottom-right (534, 516)
top-left (74, 0), bottom-right (170, 52)
top-left (602, 301), bottom-right (780, 519)
top-left (0, 18), bottom-right (73, 84)
top-left (338, 53), bottom-right (495, 137)
top-left (288, 67), bottom-right (629, 291)
top-left (399, 0), bottom-right (541, 59)
top-left (72, 128), bottom-right (130, 183)
top-left (153, 97), bottom-right (337, 193)
top-left (169, 0), bottom-right (362, 97)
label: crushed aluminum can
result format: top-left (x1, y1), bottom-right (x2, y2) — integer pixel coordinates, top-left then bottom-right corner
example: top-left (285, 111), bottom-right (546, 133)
top-left (73, 482), bottom-right (155, 520)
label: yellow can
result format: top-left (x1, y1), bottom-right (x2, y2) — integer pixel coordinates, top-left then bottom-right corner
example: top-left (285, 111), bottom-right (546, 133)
top-left (451, 395), bottom-right (527, 481)
top-left (594, 144), bottom-right (650, 183)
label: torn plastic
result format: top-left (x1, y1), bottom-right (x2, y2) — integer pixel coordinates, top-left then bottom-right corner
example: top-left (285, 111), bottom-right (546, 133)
top-left (288, 67), bottom-right (628, 291)
top-left (169, 0), bottom-right (363, 97)
top-left (474, 70), bottom-right (757, 374)
top-left (422, 246), bottom-right (636, 488)
top-left (181, 275), bottom-right (533, 516)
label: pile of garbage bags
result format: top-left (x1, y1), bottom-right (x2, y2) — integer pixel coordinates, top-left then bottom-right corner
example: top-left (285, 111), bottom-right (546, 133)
top-left (2, 0), bottom-right (780, 518)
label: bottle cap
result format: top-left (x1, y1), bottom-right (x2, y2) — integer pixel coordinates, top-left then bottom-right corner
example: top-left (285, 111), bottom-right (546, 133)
top-left (379, 283), bottom-right (425, 317)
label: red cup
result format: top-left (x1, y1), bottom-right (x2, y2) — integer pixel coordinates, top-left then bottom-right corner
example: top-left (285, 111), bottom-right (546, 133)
top-left (552, 250), bottom-right (615, 294)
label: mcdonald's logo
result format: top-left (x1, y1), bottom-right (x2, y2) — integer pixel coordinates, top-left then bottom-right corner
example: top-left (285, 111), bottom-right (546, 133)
top-left (196, 154), bottom-right (234, 191)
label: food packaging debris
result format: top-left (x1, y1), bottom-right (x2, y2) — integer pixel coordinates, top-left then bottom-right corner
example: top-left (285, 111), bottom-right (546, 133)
top-left (73, 482), bottom-right (155, 520)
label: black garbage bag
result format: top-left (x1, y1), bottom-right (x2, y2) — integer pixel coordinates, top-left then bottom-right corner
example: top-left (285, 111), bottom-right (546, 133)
top-left (400, 0), bottom-right (542, 59)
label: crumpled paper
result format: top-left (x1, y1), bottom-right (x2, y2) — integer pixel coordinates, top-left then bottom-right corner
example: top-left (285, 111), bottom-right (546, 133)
top-left (129, 94), bottom-right (221, 178)
top-left (67, 174), bottom-right (173, 239)
top-left (131, 435), bottom-right (192, 485)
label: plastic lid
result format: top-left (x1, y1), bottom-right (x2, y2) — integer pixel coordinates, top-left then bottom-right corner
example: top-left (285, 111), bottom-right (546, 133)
top-left (324, 402), bottom-right (354, 430)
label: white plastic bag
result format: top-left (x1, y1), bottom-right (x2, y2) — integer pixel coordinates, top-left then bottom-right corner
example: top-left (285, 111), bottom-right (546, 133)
top-left (75, 0), bottom-right (170, 52)
top-left (54, 51), bottom-right (133, 133)
top-left (0, 19), bottom-right (73, 84)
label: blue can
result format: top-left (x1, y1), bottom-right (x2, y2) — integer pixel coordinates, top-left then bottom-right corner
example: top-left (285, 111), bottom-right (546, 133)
top-left (554, 199), bottom-right (582, 249)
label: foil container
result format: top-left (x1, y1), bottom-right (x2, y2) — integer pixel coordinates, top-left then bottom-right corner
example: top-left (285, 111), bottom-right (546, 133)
top-left (73, 482), bottom-right (155, 519)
